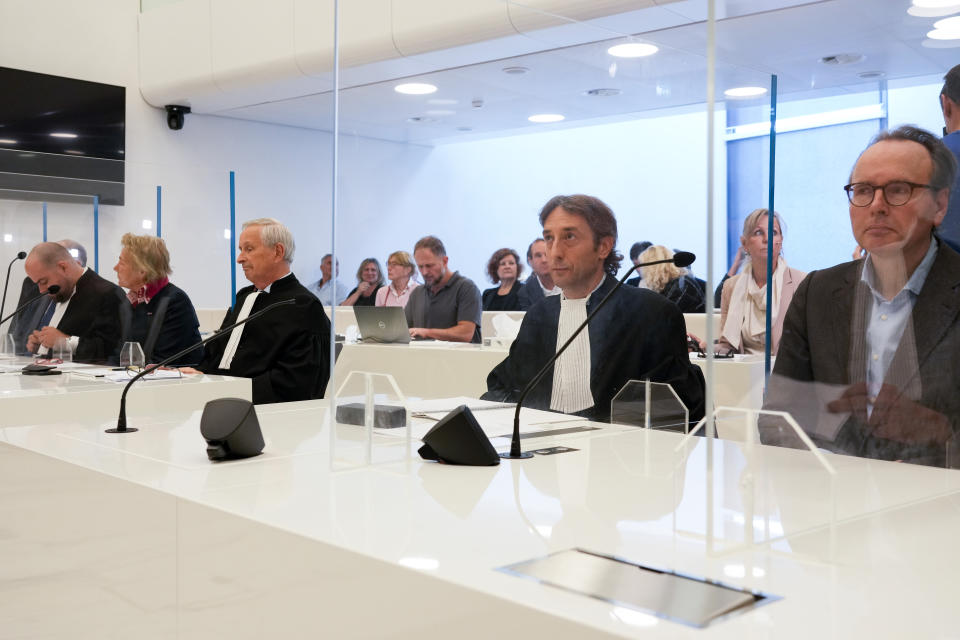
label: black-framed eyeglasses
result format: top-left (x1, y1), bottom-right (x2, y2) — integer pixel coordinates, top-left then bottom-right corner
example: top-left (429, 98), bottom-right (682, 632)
top-left (844, 181), bottom-right (933, 207)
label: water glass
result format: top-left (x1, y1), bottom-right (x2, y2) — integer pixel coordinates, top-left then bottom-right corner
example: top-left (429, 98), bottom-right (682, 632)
top-left (0, 333), bottom-right (16, 359)
top-left (53, 337), bottom-right (72, 363)
top-left (120, 342), bottom-right (145, 370)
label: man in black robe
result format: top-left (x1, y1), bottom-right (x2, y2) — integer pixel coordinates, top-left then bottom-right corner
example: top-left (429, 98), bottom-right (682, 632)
top-left (186, 218), bottom-right (330, 404)
top-left (484, 195), bottom-right (704, 422)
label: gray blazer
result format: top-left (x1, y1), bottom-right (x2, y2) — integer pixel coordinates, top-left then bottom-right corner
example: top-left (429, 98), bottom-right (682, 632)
top-left (761, 239), bottom-right (960, 467)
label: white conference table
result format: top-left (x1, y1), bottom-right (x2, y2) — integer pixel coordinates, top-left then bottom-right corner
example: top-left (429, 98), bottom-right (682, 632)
top-left (331, 341), bottom-right (509, 398)
top-left (3, 400), bottom-right (960, 638)
top-left (0, 357), bottom-right (250, 428)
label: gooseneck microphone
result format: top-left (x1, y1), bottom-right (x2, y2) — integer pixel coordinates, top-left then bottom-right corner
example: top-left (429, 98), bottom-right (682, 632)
top-left (108, 298), bottom-right (296, 434)
top-left (500, 251), bottom-right (696, 459)
top-left (0, 284), bottom-right (60, 330)
top-left (0, 251), bottom-right (27, 322)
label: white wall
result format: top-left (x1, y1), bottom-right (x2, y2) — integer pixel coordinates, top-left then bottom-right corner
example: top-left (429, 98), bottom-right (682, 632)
top-left (338, 109), bottom-right (728, 292)
top-left (0, 0), bottom-right (334, 314)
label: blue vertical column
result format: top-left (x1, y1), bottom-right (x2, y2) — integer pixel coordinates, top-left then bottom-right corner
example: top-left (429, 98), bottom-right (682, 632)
top-left (229, 171), bottom-right (237, 308)
top-left (93, 195), bottom-right (100, 273)
top-left (764, 75), bottom-right (778, 385)
top-left (156, 185), bottom-right (162, 237)
top-left (42, 202), bottom-right (48, 241)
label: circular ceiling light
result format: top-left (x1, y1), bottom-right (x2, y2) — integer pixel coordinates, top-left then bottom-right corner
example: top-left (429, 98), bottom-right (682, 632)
top-left (584, 88), bottom-right (621, 97)
top-left (528, 114), bottom-right (565, 123)
top-left (857, 70), bottom-right (886, 79)
top-left (0, 139), bottom-right (17, 144)
top-left (50, 132), bottom-right (78, 138)
top-left (394, 83), bottom-right (438, 95)
top-left (724, 86), bottom-right (768, 98)
top-left (502, 66), bottom-right (529, 75)
top-left (607, 43), bottom-right (658, 58)
top-left (456, 126), bottom-right (473, 132)
top-left (406, 116), bottom-right (438, 123)
top-left (913, 0), bottom-right (960, 7)
top-left (929, 14), bottom-right (960, 37)
top-left (908, 4), bottom-right (960, 16)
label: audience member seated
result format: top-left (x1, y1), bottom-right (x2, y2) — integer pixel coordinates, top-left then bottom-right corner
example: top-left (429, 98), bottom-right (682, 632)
top-left (405, 235), bottom-right (482, 343)
top-left (343, 258), bottom-right (384, 307)
top-left (484, 194), bottom-right (705, 422)
top-left (23, 242), bottom-right (124, 363)
top-left (638, 245), bottom-right (706, 313)
top-left (375, 250), bottom-right (419, 307)
top-left (761, 125), bottom-right (960, 468)
top-left (113, 233), bottom-right (202, 365)
top-left (517, 238), bottom-right (560, 310)
top-left (625, 240), bottom-right (653, 287)
top-left (185, 218), bottom-right (330, 404)
top-left (482, 247), bottom-right (524, 311)
top-left (713, 208), bottom-right (806, 355)
top-left (308, 253), bottom-right (349, 306)
top-left (8, 239), bottom-right (86, 356)
top-left (714, 246), bottom-right (746, 308)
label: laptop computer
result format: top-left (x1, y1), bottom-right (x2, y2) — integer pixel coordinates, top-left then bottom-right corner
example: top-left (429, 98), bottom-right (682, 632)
top-left (353, 306), bottom-right (411, 344)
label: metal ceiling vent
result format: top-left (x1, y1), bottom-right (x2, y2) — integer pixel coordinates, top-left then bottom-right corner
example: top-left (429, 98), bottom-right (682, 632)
top-left (819, 53), bottom-right (865, 65)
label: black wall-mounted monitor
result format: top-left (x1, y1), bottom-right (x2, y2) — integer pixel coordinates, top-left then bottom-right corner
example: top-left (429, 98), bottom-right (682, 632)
top-left (0, 66), bottom-right (125, 205)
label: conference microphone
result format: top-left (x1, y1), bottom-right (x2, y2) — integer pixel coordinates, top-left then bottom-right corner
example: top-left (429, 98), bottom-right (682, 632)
top-left (500, 251), bottom-right (696, 459)
top-left (0, 284), bottom-right (61, 330)
top-left (108, 298), bottom-right (296, 434)
top-left (0, 251), bottom-right (27, 322)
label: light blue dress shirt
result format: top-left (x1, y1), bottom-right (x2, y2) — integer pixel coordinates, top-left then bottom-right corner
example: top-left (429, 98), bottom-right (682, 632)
top-left (310, 278), bottom-right (349, 306)
top-left (860, 237), bottom-right (938, 408)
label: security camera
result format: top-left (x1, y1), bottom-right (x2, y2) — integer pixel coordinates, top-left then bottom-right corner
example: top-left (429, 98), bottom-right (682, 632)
top-left (165, 105), bottom-right (191, 131)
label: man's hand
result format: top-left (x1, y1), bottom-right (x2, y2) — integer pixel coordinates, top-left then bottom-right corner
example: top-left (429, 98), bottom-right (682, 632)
top-left (26, 331), bottom-right (40, 354)
top-left (35, 327), bottom-right (68, 349)
top-left (178, 367), bottom-right (203, 375)
top-left (409, 327), bottom-right (431, 339)
top-left (828, 382), bottom-right (951, 446)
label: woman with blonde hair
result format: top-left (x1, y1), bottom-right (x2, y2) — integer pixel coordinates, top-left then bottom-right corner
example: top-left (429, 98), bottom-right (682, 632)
top-left (375, 250), bottom-right (419, 307)
top-left (639, 245), bottom-right (705, 313)
top-left (716, 208), bottom-right (806, 355)
top-left (343, 258), bottom-right (385, 307)
top-left (113, 233), bottom-right (202, 364)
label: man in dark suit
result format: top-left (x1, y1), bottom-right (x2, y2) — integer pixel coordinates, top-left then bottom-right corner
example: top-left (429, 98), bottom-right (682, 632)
top-left (484, 195), bottom-right (705, 422)
top-left (186, 218), bottom-right (330, 404)
top-left (762, 125), bottom-right (960, 467)
top-left (9, 239), bottom-right (87, 356)
top-left (624, 241), bottom-right (652, 287)
top-left (23, 242), bottom-right (124, 363)
top-left (516, 237), bottom-right (560, 310)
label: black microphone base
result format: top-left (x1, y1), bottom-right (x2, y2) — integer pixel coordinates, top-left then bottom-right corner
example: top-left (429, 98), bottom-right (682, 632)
top-left (105, 427), bottom-right (139, 433)
top-left (499, 451), bottom-right (534, 460)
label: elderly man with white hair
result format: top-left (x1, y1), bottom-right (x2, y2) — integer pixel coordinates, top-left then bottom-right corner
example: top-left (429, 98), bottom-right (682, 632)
top-left (187, 218), bottom-right (330, 404)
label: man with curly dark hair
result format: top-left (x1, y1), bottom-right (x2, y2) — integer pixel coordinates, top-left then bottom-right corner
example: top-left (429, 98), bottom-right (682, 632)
top-left (484, 194), bottom-right (705, 422)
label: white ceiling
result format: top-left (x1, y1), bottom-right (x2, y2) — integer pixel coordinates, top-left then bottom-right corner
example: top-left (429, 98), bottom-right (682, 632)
top-left (215, 0), bottom-right (960, 145)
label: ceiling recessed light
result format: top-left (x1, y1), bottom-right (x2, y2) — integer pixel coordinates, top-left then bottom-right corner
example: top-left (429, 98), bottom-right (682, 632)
top-left (930, 14), bottom-right (960, 37)
top-left (3, 234), bottom-right (12, 243)
top-left (63, 149), bottom-right (85, 155)
top-left (394, 83), bottom-right (437, 95)
top-left (141, 219), bottom-right (152, 230)
top-left (913, 0), bottom-right (960, 7)
top-left (456, 126), bottom-right (473, 132)
top-left (819, 53), bottom-right (865, 65)
top-left (502, 66), bottom-right (529, 75)
top-left (724, 86), bottom-right (768, 98)
top-left (50, 132), bottom-right (77, 138)
top-left (528, 114), bottom-right (565, 123)
top-left (406, 116), bottom-right (438, 124)
top-left (223, 229), bottom-right (231, 240)
top-left (584, 88), bottom-right (621, 97)
top-left (908, 4), bottom-right (960, 16)
top-left (857, 71), bottom-right (886, 79)
top-left (425, 109), bottom-right (455, 116)
top-left (607, 43), bottom-right (658, 58)
top-left (0, 138), bottom-right (16, 144)
top-left (427, 98), bottom-right (458, 105)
